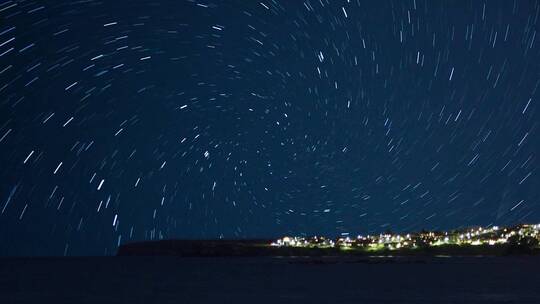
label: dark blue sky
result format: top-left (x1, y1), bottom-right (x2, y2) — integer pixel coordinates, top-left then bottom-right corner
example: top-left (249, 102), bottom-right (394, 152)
top-left (0, 0), bottom-right (538, 255)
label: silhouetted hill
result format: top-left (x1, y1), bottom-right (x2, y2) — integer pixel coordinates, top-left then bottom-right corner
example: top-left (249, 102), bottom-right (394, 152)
top-left (117, 240), bottom-right (540, 257)
top-left (117, 239), bottom-right (278, 257)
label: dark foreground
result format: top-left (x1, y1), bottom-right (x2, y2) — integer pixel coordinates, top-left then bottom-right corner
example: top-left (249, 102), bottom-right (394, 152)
top-left (2, 256), bottom-right (540, 303)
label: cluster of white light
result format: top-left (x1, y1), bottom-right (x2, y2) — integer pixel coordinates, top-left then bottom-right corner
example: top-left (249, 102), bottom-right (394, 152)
top-left (270, 224), bottom-right (540, 249)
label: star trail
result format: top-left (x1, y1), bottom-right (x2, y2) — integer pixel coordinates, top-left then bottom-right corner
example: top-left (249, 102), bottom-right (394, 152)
top-left (0, 0), bottom-right (538, 255)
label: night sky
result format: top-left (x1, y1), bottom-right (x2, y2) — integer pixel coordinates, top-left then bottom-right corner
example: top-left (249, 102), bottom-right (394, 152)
top-left (0, 0), bottom-right (538, 256)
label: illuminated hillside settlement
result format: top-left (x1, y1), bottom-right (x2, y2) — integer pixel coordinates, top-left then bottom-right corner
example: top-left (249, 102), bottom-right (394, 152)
top-left (271, 224), bottom-right (540, 252)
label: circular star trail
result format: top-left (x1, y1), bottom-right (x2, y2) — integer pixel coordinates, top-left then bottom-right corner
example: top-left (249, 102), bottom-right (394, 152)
top-left (0, 0), bottom-right (538, 255)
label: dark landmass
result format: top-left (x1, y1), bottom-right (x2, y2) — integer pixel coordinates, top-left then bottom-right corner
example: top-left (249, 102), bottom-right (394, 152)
top-left (117, 239), bottom-right (540, 257)
top-left (117, 239), bottom-right (275, 257)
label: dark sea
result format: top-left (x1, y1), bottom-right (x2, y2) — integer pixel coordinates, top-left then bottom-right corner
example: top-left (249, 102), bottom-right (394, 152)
top-left (1, 256), bottom-right (539, 303)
